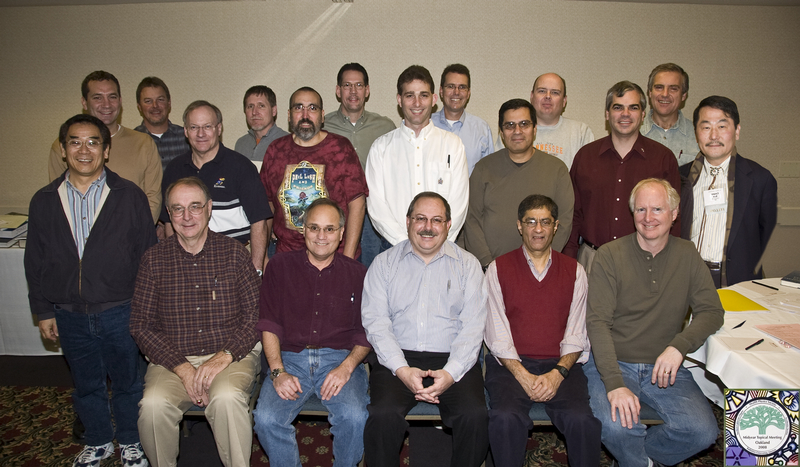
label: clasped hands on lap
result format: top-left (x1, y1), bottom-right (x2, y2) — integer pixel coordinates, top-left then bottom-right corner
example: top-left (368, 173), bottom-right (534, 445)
top-left (396, 366), bottom-right (455, 403)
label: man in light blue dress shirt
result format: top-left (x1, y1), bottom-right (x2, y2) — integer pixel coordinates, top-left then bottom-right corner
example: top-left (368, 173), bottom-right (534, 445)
top-left (431, 64), bottom-right (493, 175)
top-left (361, 191), bottom-right (489, 467)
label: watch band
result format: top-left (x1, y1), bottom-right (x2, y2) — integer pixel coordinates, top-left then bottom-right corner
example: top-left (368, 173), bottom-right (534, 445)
top-left (554, 364), bottom-right (569, 378)
top-left (270, 368), bottom-right (285, 380)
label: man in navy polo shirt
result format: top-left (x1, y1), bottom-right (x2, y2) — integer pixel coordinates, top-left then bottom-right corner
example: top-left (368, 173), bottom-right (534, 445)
top-left (161, 100), bottom-right (272, 273)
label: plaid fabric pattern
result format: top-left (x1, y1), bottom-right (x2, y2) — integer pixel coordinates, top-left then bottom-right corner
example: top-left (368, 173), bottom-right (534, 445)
top-left (134, 121), bottom-right (190, 170)
top-left (131, 231), bottom-right (260, 370)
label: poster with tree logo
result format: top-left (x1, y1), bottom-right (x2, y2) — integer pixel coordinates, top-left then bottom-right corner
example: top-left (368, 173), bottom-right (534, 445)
top-left (725, 389), bottom-right (798, 465)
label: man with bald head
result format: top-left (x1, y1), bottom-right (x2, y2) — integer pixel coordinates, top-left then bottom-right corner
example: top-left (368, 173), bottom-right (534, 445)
top-left (260, 86), bottom-right (368, 259)
top-left (528, 73), bottom-right (594, 169)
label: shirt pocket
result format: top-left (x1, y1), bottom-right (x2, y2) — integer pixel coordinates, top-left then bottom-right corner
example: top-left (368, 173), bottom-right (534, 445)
top-left (432, 163), bottom-right (452, 196)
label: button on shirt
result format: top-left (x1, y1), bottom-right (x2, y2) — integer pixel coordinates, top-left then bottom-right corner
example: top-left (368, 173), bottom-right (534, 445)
top-left (564, 134), bottom-right (680, 257)
top-left (365, 121), bottom-right (469, 245)
top-left (690, 156), bottom-right (731, 262)
top-left (256, 249), bottom-right (370, 352)
top-left (361, 240), bottom-right (487, 382)
top-left (432, 109), bottom-right (493, 175)
top-left (64, 169), bottom-right (107, 259)
top-left (484, 248), bottom-right (589, 363)
top-left (640, 110), bottom-right (699, 167)
top-left (130, 231), bottom-right (260, 371)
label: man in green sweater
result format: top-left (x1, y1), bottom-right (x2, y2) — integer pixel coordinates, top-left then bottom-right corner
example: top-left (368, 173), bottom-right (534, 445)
top-left (584, 178), bottom-right (723, 467)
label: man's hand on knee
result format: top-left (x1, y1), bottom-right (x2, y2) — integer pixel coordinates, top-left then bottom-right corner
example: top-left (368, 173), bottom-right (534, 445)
top-left (194, 351), bottom-right (234, 397)
top-left (652, 346), bottom-right (682, 388)
top-left (175, 362), bottom-right (208, 407)
top-left (320, 364), bottom-right (354, 401)
top-left (273, 372), bottom-right (303, 401)
top-left (607, 387), bottom-right (640, 429)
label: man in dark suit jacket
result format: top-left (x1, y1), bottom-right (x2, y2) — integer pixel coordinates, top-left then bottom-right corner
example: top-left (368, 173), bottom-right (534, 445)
top-left (679, 95), bottom-right (777, 288)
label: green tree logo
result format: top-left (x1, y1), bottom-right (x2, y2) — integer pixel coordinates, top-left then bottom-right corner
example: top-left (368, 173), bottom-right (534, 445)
top-left (739, 405), bottom-right (786, 435)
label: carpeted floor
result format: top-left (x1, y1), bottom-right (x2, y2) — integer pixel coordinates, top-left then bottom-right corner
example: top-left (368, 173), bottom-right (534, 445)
top-left (0, 384), bottom-right (724, 466)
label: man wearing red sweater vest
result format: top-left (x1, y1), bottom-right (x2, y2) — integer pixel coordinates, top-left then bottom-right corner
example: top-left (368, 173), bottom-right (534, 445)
top-left (484, 194), bottom-right (601, 467)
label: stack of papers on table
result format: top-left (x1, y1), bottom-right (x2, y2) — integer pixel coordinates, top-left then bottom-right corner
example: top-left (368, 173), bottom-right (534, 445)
top-left (717, 290), bottom-right (769, 312)
top-left (0, 213), bottom-right (28, 248)
top-left (756, 324), bottom-right (800, 350)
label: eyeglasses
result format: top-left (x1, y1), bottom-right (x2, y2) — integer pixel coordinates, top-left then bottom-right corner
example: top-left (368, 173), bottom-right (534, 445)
top-left (340, 82), bottom-right (365, 90)
top-left (502, 120), bottom-right (534, 131)
top-left (410, 215), bottom-right (446, 226)
top-left (305, 225), bottom-right (341, 234)
top-left (443, 84), bottom-right (469, 92)
top-left (291, 103), bottom-right (322, 113)
top-left (168, 202), bottom-right (208, 217)
top-left (520, 218), bottom-right (554, 228)
top-left (67, 139), bottom-right (103, 149)
top-left (187, 124), bottom-right (218, 133)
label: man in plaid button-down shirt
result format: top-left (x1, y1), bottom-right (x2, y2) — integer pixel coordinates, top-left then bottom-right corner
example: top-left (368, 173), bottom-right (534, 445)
top-left (131, 176), bottom-right (261, 467)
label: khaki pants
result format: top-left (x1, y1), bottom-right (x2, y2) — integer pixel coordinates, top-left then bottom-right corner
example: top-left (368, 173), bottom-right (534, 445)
top-left (138, 343), bottom-right (261, 467)
top-left (577, 242), bottom-right (598, 276)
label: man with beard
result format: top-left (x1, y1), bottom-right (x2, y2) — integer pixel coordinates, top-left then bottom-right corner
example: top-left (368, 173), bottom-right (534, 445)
top-left (260, 87), bottom-right (368, 258)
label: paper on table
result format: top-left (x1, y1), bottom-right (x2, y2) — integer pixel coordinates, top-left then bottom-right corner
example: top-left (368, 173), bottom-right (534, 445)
top-left (0, 214), bottom-right (27, 229)
top-left (719, 337), bottom-right (784, 352)
top-left (755, 324), bottom-right (800, 350)
top-left (717, 290), bottom-right (769, 312)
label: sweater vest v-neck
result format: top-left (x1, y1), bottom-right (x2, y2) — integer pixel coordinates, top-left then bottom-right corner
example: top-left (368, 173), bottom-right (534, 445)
top-left (496, 247), bottom-right (576, 359)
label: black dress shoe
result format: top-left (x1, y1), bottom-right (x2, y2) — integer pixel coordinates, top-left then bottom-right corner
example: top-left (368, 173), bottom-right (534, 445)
top-left (72, 416), bottom-right (86, 442)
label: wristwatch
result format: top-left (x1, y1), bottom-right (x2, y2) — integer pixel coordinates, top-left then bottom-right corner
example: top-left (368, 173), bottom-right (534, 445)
top-left (270, 368), bottom-right (285, 381)
top-left (554, 365), bottom-right (569, 378)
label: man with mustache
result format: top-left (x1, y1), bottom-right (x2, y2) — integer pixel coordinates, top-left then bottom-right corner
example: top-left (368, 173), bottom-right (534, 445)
top-left (640, 64), bottom-right (699, 166)
top-left (679, 96), bottom-right (777, 288)
top-left (564, 81), bottom-right (679, 274)
top-left (361, 192), bottom-right (489, 467)
top-left (260, 87), bottom-right (368, 259)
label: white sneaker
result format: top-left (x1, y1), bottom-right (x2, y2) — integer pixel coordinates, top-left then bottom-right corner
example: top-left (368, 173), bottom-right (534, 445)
top-left (73, 442), bottom-right (114, 467)
top-left (120, 442), bottom-right (149, 467)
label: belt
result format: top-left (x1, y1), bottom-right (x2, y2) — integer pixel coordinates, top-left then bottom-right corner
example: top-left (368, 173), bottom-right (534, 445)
top-left (704, 261), bottom-right (722, 271)
top-left (305, 345), bottom-right (321, 349)
top-left (581, 239), bottom-right (598, 250)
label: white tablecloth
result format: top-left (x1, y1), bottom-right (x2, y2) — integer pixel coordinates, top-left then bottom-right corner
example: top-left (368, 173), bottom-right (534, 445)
top-left (0, 248), bottom-right (61, 355)
top-left (687, 277), bottom-right (800, 389)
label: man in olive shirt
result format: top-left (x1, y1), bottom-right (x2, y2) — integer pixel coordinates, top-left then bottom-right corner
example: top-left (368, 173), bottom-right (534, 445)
top-left (324, 63), bottom-right (395, 267)
top-left (584, 178), bottom-right (723, 467)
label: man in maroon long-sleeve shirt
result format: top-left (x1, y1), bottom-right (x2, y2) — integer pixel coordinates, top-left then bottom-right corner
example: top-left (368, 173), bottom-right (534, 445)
top-left (565, 81), bottom-right (680, 274)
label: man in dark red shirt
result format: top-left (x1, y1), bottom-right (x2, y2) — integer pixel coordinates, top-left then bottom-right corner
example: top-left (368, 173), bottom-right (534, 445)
top-left (260, 87), bottom-right (367, 259)
top-left (252, 198), bottom-right (370, 466)
top-left (565, 81), bottom-right (680, 274)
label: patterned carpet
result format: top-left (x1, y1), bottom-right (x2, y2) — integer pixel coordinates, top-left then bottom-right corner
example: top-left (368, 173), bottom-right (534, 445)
top-left (0, 385), bottom-right (724, 466)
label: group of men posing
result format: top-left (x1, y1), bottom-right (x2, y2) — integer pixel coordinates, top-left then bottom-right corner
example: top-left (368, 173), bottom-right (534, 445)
top-left (25, 60), bottom-right (776, 467)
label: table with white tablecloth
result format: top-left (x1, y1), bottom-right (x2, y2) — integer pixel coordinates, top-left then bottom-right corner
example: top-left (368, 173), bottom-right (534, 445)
top-left (0, 248), bottom-right (61, 355)
top-left (688, 277), bottom-right (800, 391)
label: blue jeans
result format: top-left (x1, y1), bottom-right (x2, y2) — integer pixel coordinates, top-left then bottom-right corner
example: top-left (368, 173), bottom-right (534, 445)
top-left (253, 348), bottom-right (369, 467)
top-left (55, 302), bottom-right (143, 446)
top-left (584, 354), bottom-right (718, 467)
top-left (359, 213), bottom-right (382, 268)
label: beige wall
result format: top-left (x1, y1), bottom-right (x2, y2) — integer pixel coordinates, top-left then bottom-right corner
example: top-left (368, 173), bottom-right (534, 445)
top-left (1, 0), bottom-right (798, 274)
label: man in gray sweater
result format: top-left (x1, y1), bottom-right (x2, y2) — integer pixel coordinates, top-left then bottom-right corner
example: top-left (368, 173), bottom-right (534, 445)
top-left (584, 178), bottom-right (723, 467)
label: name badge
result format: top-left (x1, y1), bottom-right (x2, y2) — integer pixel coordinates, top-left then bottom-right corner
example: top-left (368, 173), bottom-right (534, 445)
top-left (703, 188), bottom-right (727, 214)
